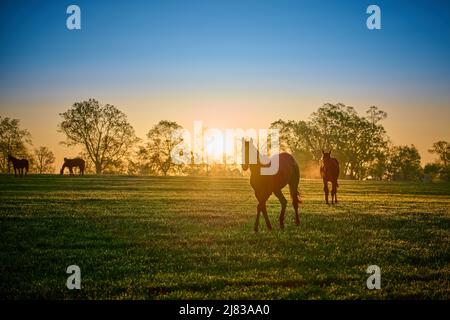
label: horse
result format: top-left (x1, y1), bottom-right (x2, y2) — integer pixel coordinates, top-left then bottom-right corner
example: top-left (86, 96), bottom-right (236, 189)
top-left (241, 138), bottom-right (301, 232)
top-left (7, 155), bottom-right (29, 177)
top-left (60, 158), bottom-right (85, 175)
top-left (320, 150), bottom-right (340, 204)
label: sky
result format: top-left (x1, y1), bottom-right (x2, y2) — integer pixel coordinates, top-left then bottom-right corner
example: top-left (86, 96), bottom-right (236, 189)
top-left (1, 0), bottom-right (449, 168)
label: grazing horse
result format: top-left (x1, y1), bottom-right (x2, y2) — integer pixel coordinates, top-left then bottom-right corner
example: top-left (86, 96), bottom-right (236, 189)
top-left (242, 139), bottom-right (301, 232)
top-left (60, 158), bottom-right (85, 175)
top-left (7, 155), bottom-right (29, 177)
top-left (320, 150), bottom-right (340, 204)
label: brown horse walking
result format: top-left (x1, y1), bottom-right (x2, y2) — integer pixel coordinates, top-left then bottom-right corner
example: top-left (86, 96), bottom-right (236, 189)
top-left (60, 158), bottom-right (85, 175)
top-left (242, 139), bottom-right (301, 232)
top-left (7, 155), bottom-right (29, 177)
top-left (320, 150), bottom-right (340, 204)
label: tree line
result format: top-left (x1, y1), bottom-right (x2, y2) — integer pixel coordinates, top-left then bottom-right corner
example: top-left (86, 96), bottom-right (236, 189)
top-left (1, 99), bottom-right (449, 181)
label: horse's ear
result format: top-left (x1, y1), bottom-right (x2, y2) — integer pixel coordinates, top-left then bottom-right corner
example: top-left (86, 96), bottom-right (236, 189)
top-left (329, 150), bottom-right (332, 154)
top-left (322, 150), bottom-right (325, 154)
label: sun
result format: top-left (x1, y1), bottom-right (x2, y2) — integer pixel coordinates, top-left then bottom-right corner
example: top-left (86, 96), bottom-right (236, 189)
top-left (204, 135), bottom-right (224, 162)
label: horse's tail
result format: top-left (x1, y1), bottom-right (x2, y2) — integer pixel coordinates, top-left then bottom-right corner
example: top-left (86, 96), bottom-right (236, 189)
top-left (291, 162), bottom-right (302, 204)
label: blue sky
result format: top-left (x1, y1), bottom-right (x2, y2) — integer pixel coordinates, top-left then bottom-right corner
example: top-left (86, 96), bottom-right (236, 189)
top-left (1, 0), bottom-right (450, 98)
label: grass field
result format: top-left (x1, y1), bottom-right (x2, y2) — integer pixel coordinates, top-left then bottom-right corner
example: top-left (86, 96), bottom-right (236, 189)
top-left (0, 175), bottom-right (449, 299)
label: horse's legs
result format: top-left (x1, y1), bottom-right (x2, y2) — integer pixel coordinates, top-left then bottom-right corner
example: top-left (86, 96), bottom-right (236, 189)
top-left (69, 166), bottom-right (74, 175)
top-left (261, 202), bottom-right (272, 231)
top-left (331, 180), bottom-right (338, 204)
top-left (257, 195), bottom-right (272, 231)
top-left (323, 180), bottom-right (329, 204)
top-left (292, 195), bottom-right (300, 226)
top-left (273, 190), bottom-right (287, 229)
top-left (14, 167), bottom-right (17, 177)
top-left (254, 204), bottom-right (261, 232)
top-left (330, 183), bottom-right (335, 204)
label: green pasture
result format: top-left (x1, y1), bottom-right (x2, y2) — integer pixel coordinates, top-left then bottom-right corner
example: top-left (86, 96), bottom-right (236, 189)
top-left (0, 175), bottom-right (449, 299)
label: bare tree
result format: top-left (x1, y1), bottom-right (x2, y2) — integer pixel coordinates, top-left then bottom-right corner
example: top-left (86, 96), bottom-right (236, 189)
top-left (58, 99), bottom-right (138, 174)
top-left (34, 146), bottom-right (55, 174)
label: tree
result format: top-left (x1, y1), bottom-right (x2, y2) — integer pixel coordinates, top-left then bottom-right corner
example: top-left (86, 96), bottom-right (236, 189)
top-left (270, 119), bottom-right (318, 176)
top-left (140, 121), bottom-right (183, 176)
top-left (428, 141), bottom-right (450, 181)
top-left (423, 163), bottom-right (441, 181)
top-left (34, 146), bottom-right (55, 174)
top-left (58, 99), bottom-right (138, 174)
top-left (270, 103), bottom-right (389, 180)
top-left (368, 147), bottom-right (389, 180)
top-left (388, 145), bottom-right (422, 180)
top-left (0, 116), bottom-right (32, 173)
top-left (429, 141), bottom-right (450, 167)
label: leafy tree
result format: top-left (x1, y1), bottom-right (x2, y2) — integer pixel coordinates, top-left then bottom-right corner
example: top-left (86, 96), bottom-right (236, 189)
top-left (423, 163), bottom-right (441, 181)
top-left (58, 99), bottom-right (139, 174)
top-left (368, 147), bottom-right (390, 180)
top-left (34, 146), bottom-right (55, 174)
top-left (270, 119), bottom-right (318, 175)
top-left (388, 145), bottom-right (422, 180)
top-left (139, 120), bottom-right (183, 176)
top-left (429, 141), bottom-right (450, 167)
top-left (428, 141), bottom-right (450, 181)
top-left (271, 103), bottom-right (389, 179)
top-left (0, 116), bottom-right (32, 173)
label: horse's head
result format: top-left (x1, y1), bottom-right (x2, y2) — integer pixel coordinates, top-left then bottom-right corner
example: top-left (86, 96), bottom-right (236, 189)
top-left (322, 150), bottom-right (332, 163)
top-left (7, 155), bottom-right (14, 163)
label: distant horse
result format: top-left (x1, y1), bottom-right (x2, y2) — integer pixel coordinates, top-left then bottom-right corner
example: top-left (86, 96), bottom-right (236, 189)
top-left (320, 150), bottom-right (340, 204)
top-left (7, 155), bottom-right (29, 177)
top-left (60, 158), bottom-right (85, 175)
top-left (242, 139), bottom-right (301, 232)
